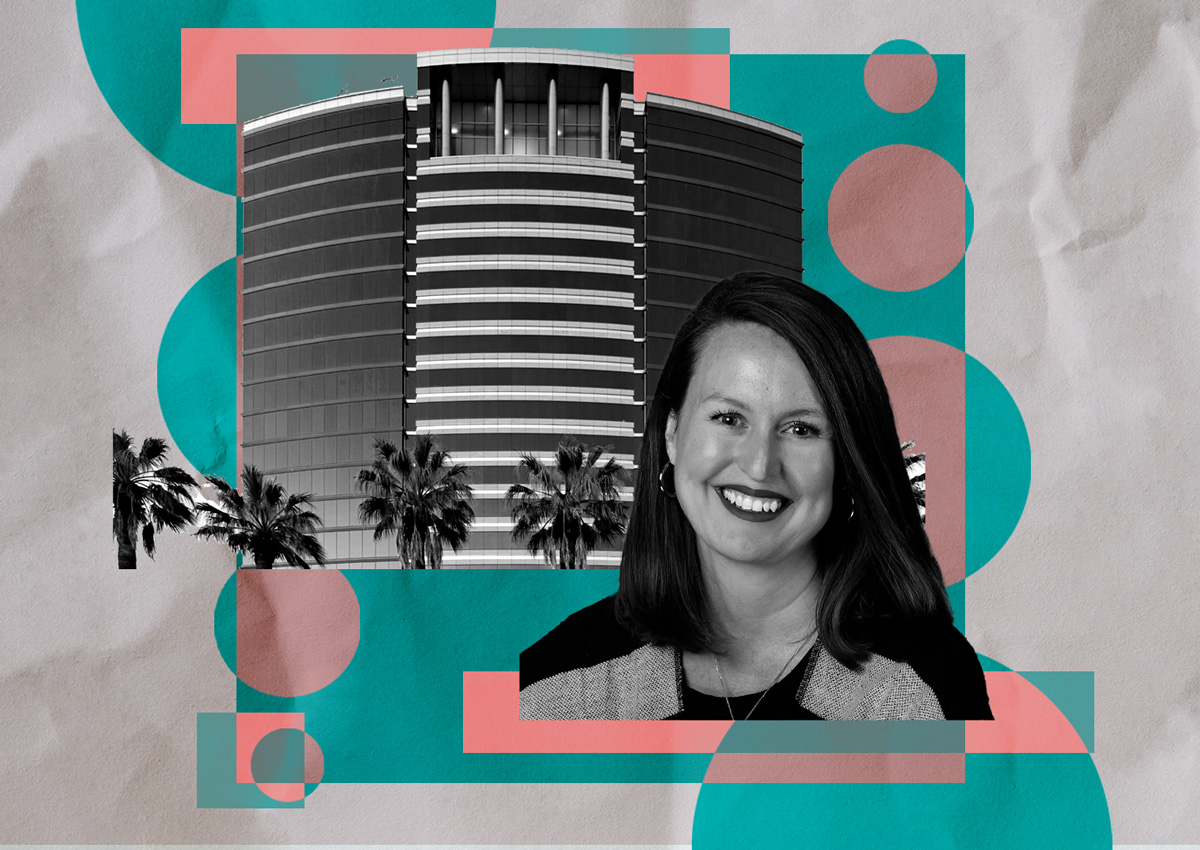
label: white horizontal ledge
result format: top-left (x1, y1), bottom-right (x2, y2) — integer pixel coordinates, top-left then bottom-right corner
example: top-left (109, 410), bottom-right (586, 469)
top-left (414, 287), bottom-right (633, 308)
top-left (414, 320), bottom-right (636, 340)
top-left (411, 353), bottom-right (637, 372)
top-left (412, 418), bottom-right (640, 437)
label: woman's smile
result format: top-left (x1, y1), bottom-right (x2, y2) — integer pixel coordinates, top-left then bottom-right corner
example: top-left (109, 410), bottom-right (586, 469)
top-left (716, 485), bottom-right (791, 519)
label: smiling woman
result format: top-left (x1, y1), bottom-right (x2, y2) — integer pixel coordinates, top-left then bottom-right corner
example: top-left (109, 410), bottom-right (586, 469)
top-left (519, 272), bottom-right (992, 721)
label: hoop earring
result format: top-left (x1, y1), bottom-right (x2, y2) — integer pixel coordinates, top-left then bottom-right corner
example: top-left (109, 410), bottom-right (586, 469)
top-left (658, 462), bottom-right (677, 498)
top-left (847, 497), bottom-right (856, 521)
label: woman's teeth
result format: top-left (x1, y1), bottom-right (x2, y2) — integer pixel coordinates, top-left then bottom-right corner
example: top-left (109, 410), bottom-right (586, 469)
top-left (720, 488), bottom-right (783, 513)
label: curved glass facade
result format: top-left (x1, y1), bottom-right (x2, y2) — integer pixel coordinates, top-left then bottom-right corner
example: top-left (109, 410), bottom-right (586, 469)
top-left (639, 94), bottom-right (805, 396)
top-left (241, 91), bottom-right (407, 566)
top-left (239, 49), bottom-right (803, 568)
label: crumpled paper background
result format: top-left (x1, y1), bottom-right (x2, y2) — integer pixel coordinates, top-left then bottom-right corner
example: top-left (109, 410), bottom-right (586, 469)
top-left (1, 0), bottom-right (1198, 845)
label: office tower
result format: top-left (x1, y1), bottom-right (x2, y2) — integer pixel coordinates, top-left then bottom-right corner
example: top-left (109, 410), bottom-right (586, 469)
top-left (240, 48), bottom-right (803, 567)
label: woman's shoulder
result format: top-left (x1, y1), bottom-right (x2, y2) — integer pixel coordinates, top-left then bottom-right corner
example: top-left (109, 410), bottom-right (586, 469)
top-left (518, 594), bottom-right (645, 690)
top-left (864, 617), bottom-right (993, 720)
top-left (518, 595), bottom-right (683, 720)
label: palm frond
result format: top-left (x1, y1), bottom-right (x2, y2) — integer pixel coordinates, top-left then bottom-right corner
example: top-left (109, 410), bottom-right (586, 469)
top-left (141, 523), bottom-right (157, 559)
top-left (355, 434), bottom-right (475, 567)
top-left (192, 465), bottom-right (325, 568)
top-left (136, 437), bottom-right (170, 468)
top-left (505, 437), bottom-right (629, 568)
top-left (113, 430), bottom-right (199, 566)
top-left (113, 430), bottom-right (134, 456)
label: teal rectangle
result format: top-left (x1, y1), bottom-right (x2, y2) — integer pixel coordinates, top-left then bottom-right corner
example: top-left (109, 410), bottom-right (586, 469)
top-left (947, 580), bottom-right (966, 633)
top-left (197, 712), bottom-right (302, 808)
top-left (718, 720), bottom-right (966, 754)
top-left (236, 570), bottom-right (714, 784)
top-left (237, 55), bottom-right (416, 125)
top-left (1019, 671), bottom-right (1095, 752)
top-left (731, 53), bottom-right (966, 349)
top-left (490, 28), bottom-right (730, 54)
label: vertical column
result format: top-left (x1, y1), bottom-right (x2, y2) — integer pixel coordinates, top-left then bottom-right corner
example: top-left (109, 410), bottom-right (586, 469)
top-left (601, 82), bottom-right (610, 160)
top-left (494, 74), bottom-right (503, 154)
top-left (441, 78), bottom-right (451, 157)
top-left (548, 76), bottom-right (557, 156)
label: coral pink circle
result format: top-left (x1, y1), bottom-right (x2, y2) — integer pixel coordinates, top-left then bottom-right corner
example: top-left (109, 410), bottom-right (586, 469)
top-left (869, 337), bottom-right (964, 585)
top-left (303, 731), bottom-right (325, 783)
top-left (829, 145), bottom-right (965, 291)
top-left (864, 53), bottom-right (937, 112)
top-left (256, 782), bottom-right (306, 803)
top-left (253, 731), bottom-right (325, 803)
top-left (236, 570), bottom-right (360, 697)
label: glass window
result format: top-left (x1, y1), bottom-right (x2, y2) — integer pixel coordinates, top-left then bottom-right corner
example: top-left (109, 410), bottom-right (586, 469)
top-left (558, 103), bottom-right (600, 158)
top-left (504, 101), bottom-right (547, 155)
top-left (438, 101), bottom-right (495, 156)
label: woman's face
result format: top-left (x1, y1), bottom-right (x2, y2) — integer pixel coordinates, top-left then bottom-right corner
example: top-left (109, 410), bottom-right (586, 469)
top-left (665, 322), bottom-right (837, 575)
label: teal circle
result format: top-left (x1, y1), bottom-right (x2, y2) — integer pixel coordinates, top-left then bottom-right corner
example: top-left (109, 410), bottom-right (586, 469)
top-left (693, 754), bottom-right (1111, 849)
top-left (76, 0), bottom-right (498, 195)
top-left (978, 652), bottom-right (1014, 673)
top-left (157, 257), bottom-right (237, 485)
top-left (966, 354), bottom-right (1031, 576)
top-left (871, 39), bottom-right (931, 55)
top-left (214, 570), bottom-right (236, 675)
top-left (251, 728), bottom-right (307, 783)
top-left (965, 183), bottom-right (975, 253)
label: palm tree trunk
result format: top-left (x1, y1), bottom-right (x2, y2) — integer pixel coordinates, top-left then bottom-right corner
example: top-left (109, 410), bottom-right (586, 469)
top-left (116, 530), bottom-right (138, 569)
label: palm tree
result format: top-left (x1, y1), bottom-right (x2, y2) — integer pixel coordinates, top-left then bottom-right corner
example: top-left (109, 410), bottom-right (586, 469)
top-left (357, 435), bottom-right (475, 569)
top-left (194, 465), bottom-right (327, 568)
top-left (901, 440), bottom-right (927, 523)
top-left (506, 437), bottom-right (629, 569)
top-left (112, 430), bottom-right (198, 569)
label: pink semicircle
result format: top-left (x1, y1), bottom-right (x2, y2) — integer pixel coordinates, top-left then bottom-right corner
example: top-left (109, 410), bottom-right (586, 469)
top-left (237, 570), bottom-right (360, 697)
top-left (870, 337), bottom-right (965, 585)
top-left (968, 672), bottom-right (1089, 753)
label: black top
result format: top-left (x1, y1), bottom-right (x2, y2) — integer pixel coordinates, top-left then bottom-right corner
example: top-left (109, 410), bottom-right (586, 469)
top-left (675, 650), bottom-right (821, 719)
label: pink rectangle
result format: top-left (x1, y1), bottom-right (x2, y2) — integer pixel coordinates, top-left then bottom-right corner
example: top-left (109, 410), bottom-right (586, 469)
top-left (235, 712), bottom-right (303, 783)
top-left (235, 255), bottom-right (243, 481)
top-left (965, 672), bottom-right (1088, 753)
top-left (463, 672), bottom-right (730, 753)
top-left (632, 54), bottom-right (730, 109)
top-left (181, 28), bottom-right (494, 124)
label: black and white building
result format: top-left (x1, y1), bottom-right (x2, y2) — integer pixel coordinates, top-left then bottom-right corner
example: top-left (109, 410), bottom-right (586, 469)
top-left (239, 48), bottom-right (804, 567)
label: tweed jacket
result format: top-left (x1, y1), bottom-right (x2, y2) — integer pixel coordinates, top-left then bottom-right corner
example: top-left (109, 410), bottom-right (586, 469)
top-left (519, 596), bottom-right (993, 721)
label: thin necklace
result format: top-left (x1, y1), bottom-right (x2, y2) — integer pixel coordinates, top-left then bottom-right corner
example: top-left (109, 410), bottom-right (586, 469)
top-left (713, 635), bottom-right (814, 721)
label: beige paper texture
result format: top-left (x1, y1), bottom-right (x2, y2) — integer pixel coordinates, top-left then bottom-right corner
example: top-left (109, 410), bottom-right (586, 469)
top-left (2, 0), bottom-right (1197, 845)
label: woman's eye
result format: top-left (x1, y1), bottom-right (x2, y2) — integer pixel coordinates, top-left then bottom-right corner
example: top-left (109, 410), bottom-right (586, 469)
top-left (711, 410), bottom-right (742, 427)
top-left (788, 422), bottom-right (820, 437)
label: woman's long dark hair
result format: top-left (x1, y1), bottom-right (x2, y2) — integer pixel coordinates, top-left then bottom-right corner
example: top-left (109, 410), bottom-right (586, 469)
top-left (615, 271), bottom-right (951, 669)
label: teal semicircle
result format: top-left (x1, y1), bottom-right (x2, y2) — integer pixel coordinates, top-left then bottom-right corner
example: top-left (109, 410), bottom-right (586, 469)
top-left (157, 257), bottom-right (236, 486)
top-left (693, 753), bottom-right (1111, 849)
top-left (214, 570), bottom-right (236, 675)
top-left (76, 0), bottom-right (498, 194)
top-left (965, 353), bottom-right (1032, 576)
top-left (871, 39), bottom-right (931, 55)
